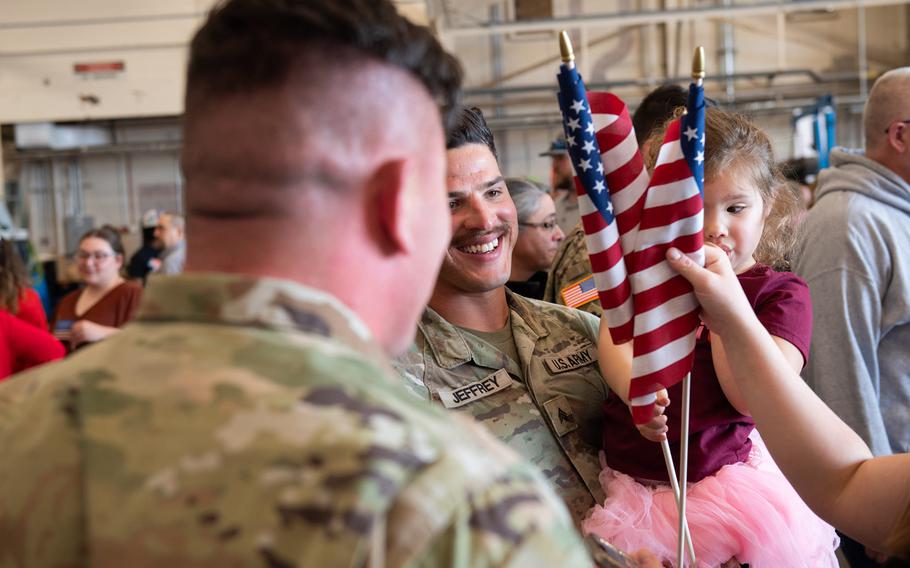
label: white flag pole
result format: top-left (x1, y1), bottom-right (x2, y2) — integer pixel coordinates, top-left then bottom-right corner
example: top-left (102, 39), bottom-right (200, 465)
top-left (677, 372), bottom-right (693, 567)
top-left (676, 45), bottom-right (705, 568)
top-left (661, 439), bottom-right (696, 564)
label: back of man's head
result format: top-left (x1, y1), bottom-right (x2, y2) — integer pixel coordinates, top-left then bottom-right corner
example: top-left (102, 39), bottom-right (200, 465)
top-left (185, 0), bottom-right (461, 129)
top-left (632, 84), bottom-right (688, 145)
top-left (181, 0), bottom-right (462, 219)
top-left (180, 0), bottom-right (463, 354)
top-left (864, 67), bottom-right (910, 156)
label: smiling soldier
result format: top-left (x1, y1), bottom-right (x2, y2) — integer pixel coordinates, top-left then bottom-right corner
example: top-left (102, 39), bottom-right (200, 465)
top-left (395, 107), bottom-right (612, 525)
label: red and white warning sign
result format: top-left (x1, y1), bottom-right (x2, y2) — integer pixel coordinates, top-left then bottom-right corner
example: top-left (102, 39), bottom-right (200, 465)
top-left (73, 61), bottom-right (125, 76)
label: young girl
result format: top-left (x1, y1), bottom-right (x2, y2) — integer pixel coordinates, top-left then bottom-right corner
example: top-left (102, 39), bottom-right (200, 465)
top-left (584, 108), bottom-right (839, 567)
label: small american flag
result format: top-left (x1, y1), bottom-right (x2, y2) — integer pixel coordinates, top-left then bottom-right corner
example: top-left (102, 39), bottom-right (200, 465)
top-left (627, 83), bottom-right (706, 425)
top-left (555, 58), bottom-right (706, 425)
top-left (560, 275), bottom-right (599, 308)
top-left (556, 67), bottom-right (648, 344)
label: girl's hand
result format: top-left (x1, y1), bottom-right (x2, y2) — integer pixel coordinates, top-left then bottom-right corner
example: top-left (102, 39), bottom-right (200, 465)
top-left (634, 389), bottom-right (670, 442)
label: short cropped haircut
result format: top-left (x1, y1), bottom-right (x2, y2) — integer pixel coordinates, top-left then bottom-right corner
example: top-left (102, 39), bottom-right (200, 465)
top-left (446, 106), bottom-right (498, 159)
top-left (505, 178), bottom-right (548, 224)
top-left (632, 84), bottom-right (688, 144)
top-left (863, 67), bottom-right (910, 150)
top-left (186, 0), bottom-right (463, 129)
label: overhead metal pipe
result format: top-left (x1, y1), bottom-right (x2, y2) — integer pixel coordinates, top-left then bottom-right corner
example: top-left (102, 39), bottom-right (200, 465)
top-left (0, 12), bottom-right (202, 30)
top-left (441, 0), bottom-right (910, 37)
top-left (463, 68), bottom-right (843, 97)
top-left (480, 94), bottom-right (868, 130)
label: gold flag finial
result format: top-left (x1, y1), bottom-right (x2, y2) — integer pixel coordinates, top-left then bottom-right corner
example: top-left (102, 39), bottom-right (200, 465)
top-left (559, 31), bottom-right (575, 64)
top-left (692, 46), bottom-right (706, 80)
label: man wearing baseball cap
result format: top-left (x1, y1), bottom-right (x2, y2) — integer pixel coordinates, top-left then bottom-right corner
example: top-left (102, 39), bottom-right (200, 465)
top-left (540, 137), bottom-right (579, 234)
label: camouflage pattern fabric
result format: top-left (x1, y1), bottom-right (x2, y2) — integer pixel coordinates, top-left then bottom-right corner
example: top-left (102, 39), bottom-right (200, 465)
top-left (544, 223), bottom-right (603, 316)
top-left (0, 273), bottom-right (594, 567)
top-left (394, 290), bottom-right (610, 525)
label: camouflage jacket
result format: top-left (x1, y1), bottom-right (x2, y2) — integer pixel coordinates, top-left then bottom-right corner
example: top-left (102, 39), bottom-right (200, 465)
top-left (0, 273), bottom-right (593, 567)
top-left (394, 290), bottom-right (609, 525)
top-left (544, 223), bottom-right (603, 316)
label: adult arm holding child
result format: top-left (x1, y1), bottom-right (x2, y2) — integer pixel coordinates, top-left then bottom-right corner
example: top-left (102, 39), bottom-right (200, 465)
top-left (704, 281), bottom-right (807, 417)
top-left (665, 244), bottom-right (910, 557)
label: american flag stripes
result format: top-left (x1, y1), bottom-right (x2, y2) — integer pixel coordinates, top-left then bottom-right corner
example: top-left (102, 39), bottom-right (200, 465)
top-left (556, 66), bottom-right (648, 345)
top-left (627, 83), bottom-right (706, 425)
top-left (556, 61), bottom-right (706, 425)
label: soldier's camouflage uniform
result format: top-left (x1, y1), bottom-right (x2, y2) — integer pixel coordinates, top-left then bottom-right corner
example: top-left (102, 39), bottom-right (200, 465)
top-left (394, 290), bottom-right (610, 525)
top-left (544, 223), bottom-right (603, 317)
top-left (0, 274), bottom-right (594, 567)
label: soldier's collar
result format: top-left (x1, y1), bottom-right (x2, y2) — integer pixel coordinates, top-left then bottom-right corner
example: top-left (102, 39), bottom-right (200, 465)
top-left (504, 289), bottom-right (550, 338)
top-left (417, 290), bottom-right (549, 369)
top-left (418, 306), bottom-right (473, 369)
top-left (139, 273), bottom-right (386, 362)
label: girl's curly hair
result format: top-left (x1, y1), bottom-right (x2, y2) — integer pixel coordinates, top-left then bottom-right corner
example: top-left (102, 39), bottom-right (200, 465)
top-left (645, 107), bottom-right (803, 270)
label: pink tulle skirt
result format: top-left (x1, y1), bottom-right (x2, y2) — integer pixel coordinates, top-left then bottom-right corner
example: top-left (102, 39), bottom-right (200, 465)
top-left (581, 431), bottom-right (839, 567)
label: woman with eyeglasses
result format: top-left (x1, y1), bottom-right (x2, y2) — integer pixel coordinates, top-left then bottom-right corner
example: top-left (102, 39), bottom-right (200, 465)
top-left (505, 178), bottom-right (565, 300)
top-left (51, 226), bottom-right (142, 352)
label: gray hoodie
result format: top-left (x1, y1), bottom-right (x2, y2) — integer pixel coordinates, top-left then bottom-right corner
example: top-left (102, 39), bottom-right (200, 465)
top-left (793, 148), bottom-right (910, 456)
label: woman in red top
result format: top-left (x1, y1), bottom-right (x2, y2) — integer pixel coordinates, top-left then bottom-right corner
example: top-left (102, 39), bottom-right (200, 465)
top-left (1, 238), bottom-right (57, 374)
top-left (0, 239), bottom-right (62, 377)
top-left (51, 226), bottom-right (142, 352)
top-left (0, 311), bottom-right (64, 380)
top-left (0, 239), bottom-right (47, 329)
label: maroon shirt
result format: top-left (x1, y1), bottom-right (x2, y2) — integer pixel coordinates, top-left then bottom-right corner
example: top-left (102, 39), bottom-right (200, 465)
top-left (601, 263), bottom-right (812, 483)
top-left (51, 281), bottom-right (142, 351)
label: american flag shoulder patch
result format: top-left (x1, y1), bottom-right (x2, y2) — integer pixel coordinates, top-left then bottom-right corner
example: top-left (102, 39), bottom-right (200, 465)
top-left (560, 275), bottom-right (599, 308)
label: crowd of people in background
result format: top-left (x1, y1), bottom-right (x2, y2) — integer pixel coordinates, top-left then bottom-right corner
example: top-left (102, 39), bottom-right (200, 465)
top-left (0, 1), bottom-right (908, 566)
top-left (0, 209), bottom-right (185, 373)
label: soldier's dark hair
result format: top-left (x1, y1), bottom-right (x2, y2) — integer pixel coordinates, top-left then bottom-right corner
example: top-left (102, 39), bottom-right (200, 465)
top-left (186, 0), bottom-right (463, 129)
top-left (79, 225), bottom-right (126, 258)
top-left (632, 84), bottom-right (688, 144)
top-left (446, 106), bottom-right (498, 160)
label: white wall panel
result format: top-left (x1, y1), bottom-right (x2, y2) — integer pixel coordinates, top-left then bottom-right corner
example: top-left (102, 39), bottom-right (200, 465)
top-left (0, 0), bottom-right (214, 122)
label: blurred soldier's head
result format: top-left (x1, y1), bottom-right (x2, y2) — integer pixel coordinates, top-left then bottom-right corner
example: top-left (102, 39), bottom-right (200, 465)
top-left (864, 67), bottom-right (910, 184)
top-left (180, 0), bottom-right (462, 355)
top-left (434, 107), bottom-right (518, 296)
